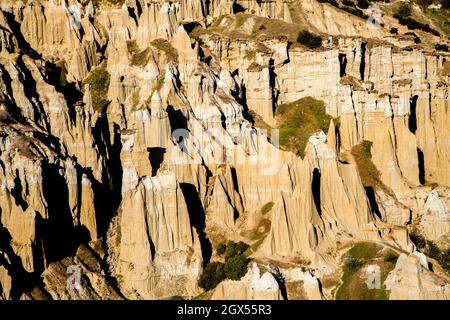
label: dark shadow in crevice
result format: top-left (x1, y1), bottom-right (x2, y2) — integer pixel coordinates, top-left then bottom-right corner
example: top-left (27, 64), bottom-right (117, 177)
top-left (269, 58), bottom-right (278, 115)
top-left (360, 42), bottom-right (367, 80)
top-left (408, 95), bottom-right (418, 134)
top-left (232, 3), bottom-right (246, 14)
top-left (148, 147), bottom-right (166, 177)
top-left (232, 81), bottom-right (254, 124)
top-left (182, 22), bottom-right (201, 34)
top-left (88, 119), bottom-right (123, 239)
top-left (11, 170), bottom-right (28, 211)
top-left (339, 53), bottom-right (347, 77)
top-left (15, 57), bottom-right (49, 130)
top-left (312, 169), bottom-right (322, 216)
top-left (230, 167), bottom-right (241, 195)
top-left (41, 163), bottom-right (77, 263)
top-left (359, 43), bottom-right (367, 81)
top-left (2, 11), bottom-right (41, 60)
top-left (417, 147), bottom-right (425, 185)
top-left (180, 183), bottom-right (212, 267)
top-left (44, 61), bottom-right (84, 121)
top-left (32, 131), bottom-right (62, 157)
top-left (167, 105), bottom-right (188, 131)
top-left (364, 186), bottom-right (381, 219)
top-left (0, 64), bottom-right (21, 116)
top-left (271, 272), bottom-right (288, 300)
top-left (127, 7), bottom-right (138, 24)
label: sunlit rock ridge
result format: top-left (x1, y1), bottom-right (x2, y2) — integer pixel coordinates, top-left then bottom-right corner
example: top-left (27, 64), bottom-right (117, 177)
top-left (0, 0), bottom-right (449, 300)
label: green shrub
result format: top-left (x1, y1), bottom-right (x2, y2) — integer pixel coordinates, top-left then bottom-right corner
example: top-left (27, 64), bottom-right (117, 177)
top-left (396, 2), bottom-right (412, 17)
top-left (393, 10), bottom-right (440, 36)
top-left (426, 241), bottom-right (442, 260)
top-left (384, 252), bottom-right (399, 264)
top-left (224, 241), bottom-right (250, 259)
top-left (151, 39), bottom-right (179, 63)
top-left (261, 202), bottom-right (275, 215)
top-left (348, 242), bottom-right (380, 261)
top-left (344, 256), bottom-right (364, 272)
top-left (276, 97), bottom-right (336, 158)
top-left (336, 242), bottom-right (390, 300)
top-left (198, 262), bottom-right (226, 291)
top-left (410, 232), bottom-right (450, 275)
top-left (224, 254), bottom-right (248, 280)
top-left (410, 231), bottom-right (426, 249)
top-left (83, 63), bottom-right (111, 113)
top-left (216, 243), bottom-right (226, 256)
top-left (296, 31), bottom-right (323, 49)
top-left (126, 39), bottom-right (139, 54)
top-left (441, 249), bottom-right (450, 271)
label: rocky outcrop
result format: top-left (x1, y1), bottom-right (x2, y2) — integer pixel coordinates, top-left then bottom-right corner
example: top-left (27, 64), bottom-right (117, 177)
top-left (385, 253), bottom-right (450, 300)
top-left (0, 0), bottom-right (449, 300)
top-left (211, 263), bottom-right (282, 300)
top-left (117, 172), bottom-right (202, 299)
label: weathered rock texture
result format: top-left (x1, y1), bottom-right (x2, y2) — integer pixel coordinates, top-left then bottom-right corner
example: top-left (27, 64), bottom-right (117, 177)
top-left (0, 0), bottom-right (449, 300)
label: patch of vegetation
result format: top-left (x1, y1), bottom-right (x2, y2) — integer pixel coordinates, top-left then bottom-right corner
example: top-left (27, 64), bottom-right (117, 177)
top-left (261, 202), bottom-right (275, 215)
top-left (348, 242), bottom-right (380, 260)
top-left (296, 30), bottom-right (323, 49)
top-left (383, 252), bottom-right (398, 264)
top-left (223, 240), bottom-right (250, 259)
top-left (82, 63), bottom-right (111, 113)
top-left (246, 219), bottom-right (271, 242)
top-left (390, 27), bottom-right (398, 34)
top-left (91, 0), bottom-right (126, 8)
top-left (235, 14), bottom-right (248, 28)
top-left (393, 3), bottom-right (440, 36)
top-left (131, 90), bottom-right (140, 109)
top-left (410, 231), bottom-right (426, 249)
top-left (126, 39), bottom-right (139, 55)
top-left (115, 274), bottom-right (124, 287)
top-left (151, 39), bottom-right (179, 63)
top-left (396, 2), bottom-right (412, 18)
top-left (276, 97), bottom-right (337, 158)
top-left (154, 77), bottom-right (165, 91)
top-left (224, 254), bottom-right (248, 280)
top-left (131, 48), bottom-right (151, 67)
top-left (198, 262), bottom-right (226, 291)
top-left (247, 62), bottom-right (265, 72)
top-left (216, 243), bottom-right (226, 256)
top-left (336, 242), bottom-right (395, 300)
top-left (115, 223), bottom-right (121, 247)
top-left (410, 231), bottom-right (450, 275)
top-left (351, 141), bottom-right (394, 196)
top-left (198, 241), bottom-right (251, 291)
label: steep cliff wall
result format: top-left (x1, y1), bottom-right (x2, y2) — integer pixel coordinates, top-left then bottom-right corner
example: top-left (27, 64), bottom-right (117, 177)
top-left (0, 0), bottom-right (449, 300)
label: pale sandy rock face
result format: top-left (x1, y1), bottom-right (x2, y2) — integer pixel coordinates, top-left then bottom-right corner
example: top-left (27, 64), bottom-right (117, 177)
top-left (419, 189), bottom-right (450, 241)
top-left (211, 263), bottom-right (282, 300)
top-left (385, 253), bottom-right (450, 300)
top-left (0, 0), bottom-right (449, 301)
top-left (117, 171), bottom-right (202, 298)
